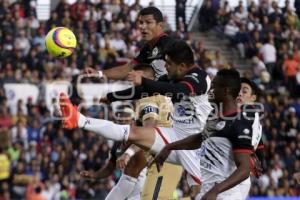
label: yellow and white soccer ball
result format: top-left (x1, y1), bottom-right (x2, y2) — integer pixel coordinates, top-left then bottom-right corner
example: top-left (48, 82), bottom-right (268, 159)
top-left (45, 27), bottom-right (77, 58)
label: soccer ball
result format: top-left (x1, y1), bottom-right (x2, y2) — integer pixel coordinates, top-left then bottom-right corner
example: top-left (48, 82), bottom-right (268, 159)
top-left (45, 27), bottom-right (77, 58)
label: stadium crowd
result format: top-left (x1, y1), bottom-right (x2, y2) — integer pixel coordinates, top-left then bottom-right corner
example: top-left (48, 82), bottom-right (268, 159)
top-left (0, 0), bottom-right (299, 199)
top-left (199, 0), bottom-right (300, 196)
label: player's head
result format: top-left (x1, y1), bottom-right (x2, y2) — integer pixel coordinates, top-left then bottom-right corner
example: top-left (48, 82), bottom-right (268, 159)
top-left (137, 95), bottom-right (172, 128)
top-left (139, 103), bottom-right (159, 127)
top-left (210, 69), bottom-right (241, 104)
top-left (134, 63), bottom-right (155, 80)
top-left (114, 105), bottom-right (135, 125)
top-left (165, 40), bottom-right (195, 80)
top-left (137, 7), bottom-right (164, 41)
top-left (237, 77), bottom-right (259, 105)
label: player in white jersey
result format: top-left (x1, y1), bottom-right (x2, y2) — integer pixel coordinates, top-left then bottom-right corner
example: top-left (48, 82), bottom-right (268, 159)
top-left (151, 69), bottom-right (256, 200)
top-left (59, 40), bottom-right (212, 194)
top-left (236, 77), bottom-right (265, 199)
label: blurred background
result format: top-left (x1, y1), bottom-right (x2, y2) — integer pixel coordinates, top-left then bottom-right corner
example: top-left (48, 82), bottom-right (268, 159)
top-left (0, 0), bottom-right (299, 199)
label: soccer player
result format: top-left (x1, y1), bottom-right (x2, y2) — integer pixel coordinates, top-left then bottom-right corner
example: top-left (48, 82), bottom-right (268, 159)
top-left (79, 106), bottom-right (136, 181)
top-left (59, 40), bottom-right (212, 197)
top-left (151, 69), bottom-right (256, 200)
top-left (236, 77), bottom-right (264, 199)
top-left (80, 95), bottom-right (183, 200)
top-left (85, 6), bottom-right (173, 81)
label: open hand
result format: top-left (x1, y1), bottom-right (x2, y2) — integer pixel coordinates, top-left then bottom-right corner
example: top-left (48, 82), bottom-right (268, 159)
top-left (84, 67), bottom-right (101, 78)
top-left (149, 146), bottom-right (171, 172)
top-left (202, 187), bottom-right (218, 200)
top-left (126, 71), bottom-right (144, 86)
top-left (116, 153), bottom-right (131, 170)
top-left (80, 170), bottom-right (95, 180)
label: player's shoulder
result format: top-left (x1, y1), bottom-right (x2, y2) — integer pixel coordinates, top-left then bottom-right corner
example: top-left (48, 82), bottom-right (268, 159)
top-left (231, 112), bottom-right (254, 135)
top-left (240, 104), bottom-right (264, 120)
top-left (157, 35), bottom-right (174, 49)
top-left (183, 67), bottom-right (208, 83)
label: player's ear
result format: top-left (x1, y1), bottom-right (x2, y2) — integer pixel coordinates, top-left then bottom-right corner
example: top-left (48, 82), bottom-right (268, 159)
top-left (158, 21), bottom-right (164, 29)
top-left (251, 94), bottom-right (257, 102)
top-left (179, 63), bottom-right (188, 71)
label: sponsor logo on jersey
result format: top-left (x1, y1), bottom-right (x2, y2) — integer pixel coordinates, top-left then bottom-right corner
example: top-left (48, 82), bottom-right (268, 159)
top-left (215, 121), bottom-right (226, 130)
top-left (243, 128), bottom-right (250, 135)
top-left (152, 47), bottom-right (159, 57)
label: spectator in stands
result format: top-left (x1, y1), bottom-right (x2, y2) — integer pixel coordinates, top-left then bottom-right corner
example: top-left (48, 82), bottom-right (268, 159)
top-left (175, 0), bottom-right (187, 31)
top-left (283, 53), bottom-right (300, 95)
top-left (259, 37), bottom-right (277, 77)
top-left (199, 0), bottom-right (216, 32)
top-left (0, 147), bottom-right (10, 200)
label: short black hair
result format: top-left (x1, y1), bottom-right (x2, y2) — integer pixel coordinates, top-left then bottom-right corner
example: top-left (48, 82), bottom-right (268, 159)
top-left (216, 69), bottom-right (241, 98)
top-left (134, 63), bottom-right (154, 72)
top-left (240, 77), bottom-right (259, 96)
top-left (138, 7), bottom-right (163, 23)
top-left (165, 40), bottom-right (195, 66)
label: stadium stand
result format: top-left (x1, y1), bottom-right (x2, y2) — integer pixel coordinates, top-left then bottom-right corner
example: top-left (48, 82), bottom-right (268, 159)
top-left (0, 0), bottom-right (299, 199)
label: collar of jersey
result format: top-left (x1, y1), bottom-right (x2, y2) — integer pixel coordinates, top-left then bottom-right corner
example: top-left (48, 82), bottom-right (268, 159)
top-left (147, 32), bottom-right (167, 48)
top-left (219, 109), bottom-right (240, 117)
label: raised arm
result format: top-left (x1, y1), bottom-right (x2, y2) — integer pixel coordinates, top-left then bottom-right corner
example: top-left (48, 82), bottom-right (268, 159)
top-left (150, 133), bottom-right (203, 171)
top-left (80, 159), bottom-right (116, 180)
top-left (84, 62), bottom-right (133, 80)
top-left (202, 153), bottom-right (251, 200)
top-left (103, 62), bottom-right (133, 80)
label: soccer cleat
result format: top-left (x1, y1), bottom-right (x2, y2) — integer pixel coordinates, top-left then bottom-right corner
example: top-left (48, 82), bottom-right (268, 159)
top-left (59, 93), bottom-right (79, 129)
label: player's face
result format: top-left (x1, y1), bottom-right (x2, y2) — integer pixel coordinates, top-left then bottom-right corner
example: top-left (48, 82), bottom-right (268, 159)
top-left (142, 117), bottom-right (158, 127)
top-left (209, 76), bottom-right (224, 103)
top-left (115, 113), bottom-right (133, 125)
top-left (165, 55), bottom-right (180, 80)
top-left (138, 15), bottom-right (163, 41)
top-left (237, 83), bottom-right (256, 104)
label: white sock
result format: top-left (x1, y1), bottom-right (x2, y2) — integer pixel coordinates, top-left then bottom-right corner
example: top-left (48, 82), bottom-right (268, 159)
top-left (127, 168), bottom-right (147, 200)
top-left (78, 113), bottom-right (130, 142)
top-left (105, 174), bottom-right (138, 200)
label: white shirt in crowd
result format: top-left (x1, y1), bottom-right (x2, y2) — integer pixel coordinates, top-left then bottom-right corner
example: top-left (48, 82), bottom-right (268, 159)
top-left (224, 22), bottom-right (239, 37)
top-left (259, 43), bottom-right (277, 64)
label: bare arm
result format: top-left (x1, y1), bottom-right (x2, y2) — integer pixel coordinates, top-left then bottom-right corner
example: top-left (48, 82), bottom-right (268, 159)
top-left (80, 160), bottom-right (115, 180)
top-left (150, 133), bottom-right (202, 171)
top-left (93, 161), bottom-right (116, 179)
top-left (166, 133), bottom-right (203, 150)
top-left (103, 62), bottom-right (132, 80)
top-left (202, 153), bottom-right (250, 199)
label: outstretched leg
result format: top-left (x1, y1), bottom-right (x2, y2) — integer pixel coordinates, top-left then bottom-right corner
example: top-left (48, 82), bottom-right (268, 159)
top-left (60, 93), bottom-right (159, 151)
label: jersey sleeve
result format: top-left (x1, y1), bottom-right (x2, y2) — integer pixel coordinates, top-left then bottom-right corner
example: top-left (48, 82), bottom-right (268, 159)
top-left (133, 47), bottom-right (147, 64)
top-left (106, 86), bottom-right (145, 102)
top-left (180, 69), bottom-right (210, 96)
top-left (231, 119), bottom-right (254, 154)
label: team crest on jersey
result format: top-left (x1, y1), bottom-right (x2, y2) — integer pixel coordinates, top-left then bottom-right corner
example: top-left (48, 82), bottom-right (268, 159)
top-left (176, 105), bottom-right (186, 116)
top-left (215, 121), bottom-right (226, 130)
top-left (152, 47), bottom-right (159, 57)
top-left (243, 128), bottom-right (250, 135)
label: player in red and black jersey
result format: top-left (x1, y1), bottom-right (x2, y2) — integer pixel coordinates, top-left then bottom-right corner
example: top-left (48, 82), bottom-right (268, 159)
top-left (85, 6), bottom-right (174, 81)
top-left (151, 69), bottom-right (257, 200)
top-left (79, 106), bottom-right (135, 181)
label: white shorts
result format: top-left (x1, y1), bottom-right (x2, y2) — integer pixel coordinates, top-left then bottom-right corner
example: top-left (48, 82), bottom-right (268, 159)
top-left (152, 127), bottom-right (202, 186)
top-left (238, 177), bottom-right (251, 200)
top-left (195, 168), bottom-right (245, 200)
top-left (196, 182), bottom-right (243, 200)
top-left (127, 168), bottom-right (147, 200)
